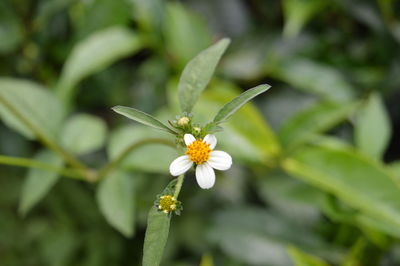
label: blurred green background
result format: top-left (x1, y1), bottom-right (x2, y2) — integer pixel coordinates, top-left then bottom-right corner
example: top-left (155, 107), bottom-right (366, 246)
top-left (1, 0), bottom-right (400, 265)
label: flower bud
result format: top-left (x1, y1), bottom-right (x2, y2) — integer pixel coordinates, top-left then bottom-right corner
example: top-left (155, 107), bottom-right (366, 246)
top-left (193, 127), bottom-right (201, 135)
top-left (177, 117), bottom-right (190, 127)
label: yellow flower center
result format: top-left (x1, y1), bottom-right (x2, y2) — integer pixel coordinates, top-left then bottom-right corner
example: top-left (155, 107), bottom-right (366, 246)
top-left (158, 195), bottom-right (177, 213)
top-left (186, 140), bottom-right (212, 164)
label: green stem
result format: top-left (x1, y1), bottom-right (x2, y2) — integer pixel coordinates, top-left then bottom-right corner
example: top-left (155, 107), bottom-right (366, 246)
top-left (173, 174), bottom-right (185, 199)
top-left (0, 95), bottom-right (89, 174)
top-left (97, 138), bottom-right (175, 181)
top-left (0, 155), bottom-right (85, 179)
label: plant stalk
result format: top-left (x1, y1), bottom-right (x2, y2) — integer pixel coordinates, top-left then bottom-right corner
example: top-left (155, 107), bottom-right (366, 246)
top-left (173, 174), bottom-right (185, 199)
top-left (0, 155), bottom-right (85, 179)
top-left (0, 95), bottom-right (89, 175)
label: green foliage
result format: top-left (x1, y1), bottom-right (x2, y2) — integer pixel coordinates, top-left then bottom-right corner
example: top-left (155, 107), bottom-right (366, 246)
top-left (213, 84), bottom-right (271, 124)
top-left (142, 207), bottom-right (171, 266)
top-left (355, 93), bottom-right (392, 159)
top-left (61, 114), bottom-right (107, 154)
top-left (178, 38), bottom-right (230, 113)
top-left (283, 146), bottom-right (400, 236)
top-left (164, 2), bottom-right (212, 68)
top-left (57, 26), bottom-right (142, 104)
top-left (107, 125), bottom-right (177, 174)
top-left (283, 0), bottom-right (329, 38)
top-left (271, 58), bottom-right (355, 101)
top-left (142, 178), bottom-right (178, 266)
top-left (210, 207), bottom-right (331, 265)
top-left (19, 150), bottom-right (63, 215)
top-left (0, 78), bottom-right (65, 139)
top-left (279, 101), bottom-right (358, 149)
top-left (0, 1), bottom-right (23, 54)
top-left (0, 0), bottom-right (399, 265)
top-left (97, 170), bottom-right (135, 237)
top-left (200, 81), bottom-right (281, 162)
top-left (287, 246), bottom-right (330, 266)
top-left (112, 106), bottom-right (176, 134)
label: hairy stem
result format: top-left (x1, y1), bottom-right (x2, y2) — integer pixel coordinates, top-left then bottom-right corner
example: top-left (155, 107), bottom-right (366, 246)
top-left (0, 155), bottom-right (85, 179)
top-left (173, 174), bottom-right (185, 199)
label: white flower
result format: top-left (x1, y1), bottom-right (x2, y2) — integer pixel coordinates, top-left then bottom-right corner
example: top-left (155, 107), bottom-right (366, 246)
top-left (169, 133), bottom-right (232, 189)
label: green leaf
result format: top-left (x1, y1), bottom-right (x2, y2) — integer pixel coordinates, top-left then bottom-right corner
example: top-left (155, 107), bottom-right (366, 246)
top-left (178, 38), bottom-right (230, 113)
top-left (112, 106), bottom-right (176, 134)
top-left (142, 207), bottom-right (171, 266)
top-left (97, 170), bottom-right (135, 237)
top-left (287, 246), bottom-right (330, 266)
top-left (256, 173), bottom-right (324, 226)
top-left (283, 145), bottom-right (400, 236)
top-left (209, 207), bottom-right (333, 265)
top-left (213, 84), bottom-right (271, 124)
top-left (61, 114), bottom-right (107, 155)
top-left (164, 2), bottom-right (211, 68)
top-left (389, 161), bottom-right (400, 183)
top-left (171, 79), bottom-right (280, 163)
top-left (355, 93), bottom-right (391, 159)
top-left (107, 125), bottom-right (177, 174)
top-left (272, 58), bottom-right (354, 101)
top-left (19, 150), bottom-right (63, 215)
top-left (200, 80), bottom-right (281, 163)
top-left (0, 78), bottom-right (65, 140)
top-left (279, 101), bottom-right (357, 149)
top-left (283, 0), bottom-right (329, 38)
top-left (56, 26), bottom-right (142, 104)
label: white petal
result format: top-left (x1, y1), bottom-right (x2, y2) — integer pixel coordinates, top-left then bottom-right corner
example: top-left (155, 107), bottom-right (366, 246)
top-left (169, 155), bottom-right (193, 176)
top-left (208, 150), bottom-right (232, 170)
top-left (184, 134), bottom-right (196, 146)
top-left (195, 163), bottom-right (215, 189)
top-left (203, 134), bottom-right (217, 149)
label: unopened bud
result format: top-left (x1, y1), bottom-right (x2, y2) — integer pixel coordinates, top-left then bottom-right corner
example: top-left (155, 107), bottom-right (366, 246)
top-left (193, 127), bottom-right (201, 134)
top-left (177, 117), bottom-right (190, 127)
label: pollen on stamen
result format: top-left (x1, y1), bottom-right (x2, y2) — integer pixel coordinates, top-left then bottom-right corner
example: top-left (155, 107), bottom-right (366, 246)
top-left (186, 140), bottom-right (212, 164)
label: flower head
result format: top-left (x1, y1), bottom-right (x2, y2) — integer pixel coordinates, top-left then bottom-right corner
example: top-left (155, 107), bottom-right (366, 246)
top-left (169, 134), bottom-right (232, 189)
top-left (158, 195), bottom-right (177, 213)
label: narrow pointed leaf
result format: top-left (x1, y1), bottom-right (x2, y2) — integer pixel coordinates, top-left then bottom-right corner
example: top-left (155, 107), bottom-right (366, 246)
top-left (19, 150), bottom-right (63, 215)
top-left (142, 178), bottom-right (178, 266)
top-left (213, 84), bottom-right (271, 124)
top-left (142, 207), bottom-right (171, 266)
top-left (178, 38), bottom-right (230, 113)
top-left (97, 170), bottom-right (135, 237)
top-left (112, 106), bottom-right (176, 134)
